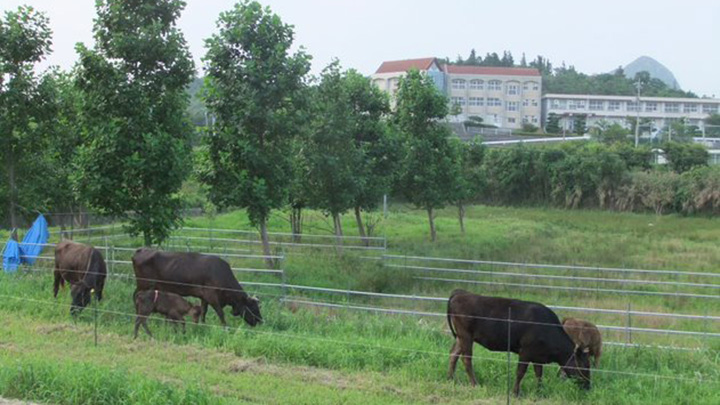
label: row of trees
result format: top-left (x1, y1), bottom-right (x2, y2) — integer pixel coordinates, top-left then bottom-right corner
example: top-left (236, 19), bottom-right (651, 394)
top-left (3, 2), bottom-right (717, 257)
top-left (1, 1), bottom-right (478, 255)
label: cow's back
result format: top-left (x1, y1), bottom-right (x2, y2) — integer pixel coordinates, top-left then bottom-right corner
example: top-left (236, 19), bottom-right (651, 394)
top-left (55, 240), bottom-right (93, 283)
top-left (449, 292), bottom-right (567, 354)
top-left (132, 249), bottom-right (239, 296)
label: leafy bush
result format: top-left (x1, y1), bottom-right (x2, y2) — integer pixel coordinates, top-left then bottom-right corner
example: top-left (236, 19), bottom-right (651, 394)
top-left (677, 166), bottom-right (720, 215)
top-left (663, 142), bottom-right (709, 173)
top-left (623, 170), bottom-right (679, 214)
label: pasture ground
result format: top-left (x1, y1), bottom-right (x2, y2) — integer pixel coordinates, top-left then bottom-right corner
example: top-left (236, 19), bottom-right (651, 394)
top-left (0, 204), bottom-right (719, 404)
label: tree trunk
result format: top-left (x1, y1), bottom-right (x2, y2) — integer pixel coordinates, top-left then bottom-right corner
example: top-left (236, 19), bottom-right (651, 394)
top-left (354, 206), bottom-right (369, 247)
top-left (458, 202), bottom-right (466, 234)
top-left (332, 212), bottom-right (343, 254)
top-left (290, 206), bottom-right (302, 243)
top-left (260, 219), bottom-right (274, 269)
top-left (7, 156), bottom-right (17, 229)
top-left (143, 232), bottom-right (152, 247)
top-left (427, 207), bottom-right (437, 242)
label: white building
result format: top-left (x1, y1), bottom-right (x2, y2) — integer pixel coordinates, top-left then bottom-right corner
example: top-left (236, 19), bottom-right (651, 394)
top-left (371, 58), bottom-right (542, 129)
top-left (542, 93), bottom-right (720, 134)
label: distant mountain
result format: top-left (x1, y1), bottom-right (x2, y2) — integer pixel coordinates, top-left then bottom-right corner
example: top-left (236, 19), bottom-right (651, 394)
top-left (623, 56), bottom-right (680, 90)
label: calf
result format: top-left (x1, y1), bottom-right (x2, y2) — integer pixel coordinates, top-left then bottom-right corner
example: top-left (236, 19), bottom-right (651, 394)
top-left (447, 289), bottom-right (591, 395)
top-left (134, 290), bottom-right (202, 338)
top-left (562, 318), bottom-right (602, 367)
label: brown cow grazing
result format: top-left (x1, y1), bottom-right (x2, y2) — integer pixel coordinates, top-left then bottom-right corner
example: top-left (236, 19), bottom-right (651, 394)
top-left (447, 289), bottom-right (591, 396)
top-left (562, 318), bottom-right (602, 367)
top-left (134, 290), bottom-right (202, 338)
top-left (53, 240), bottom-right (107, 316)
top-left (132, 248), bottom-right (261, 327)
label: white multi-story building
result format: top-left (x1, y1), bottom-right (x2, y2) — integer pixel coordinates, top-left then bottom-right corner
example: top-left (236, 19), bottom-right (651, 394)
top-left (542, 93), bottom-right (720, 133)
top-left (371, 58), bottom-right (542, 129)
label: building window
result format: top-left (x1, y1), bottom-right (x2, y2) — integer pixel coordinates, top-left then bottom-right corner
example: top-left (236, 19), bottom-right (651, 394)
top-left (533, 82), bottom-right (539, 91)
top-left (469, 80), bottom-right (484, 90)
top-left (488, 97), bottom-right (502, 107)
top-left (488, 80), bottom-right (502, 91)
top-left (507, 101), bottom-right (518, 111)
top-left (532, 116), bottom-right (539, 123)
top-left (451, 96), bottom-right (466, 106)
top-left (532, 99), bottom-right (539, 107)
top-left (608, 101), bottom-right (622, 111)
top-left (589, 100), bottom-right (604, 111)
top-left (627, 101), bottom-right (640, 112)
top-left (567, 100), bottom-right (586, 110)
top-left (522, 99), bottom-right (529, 107)
top-left (645, 102), bottom-right (657, 112)
top-left (703, 104), bottom-right (718, 114)
top-left (468, 97), bottom-right (484, 106)
top-left (507, 117), bottom-right (516, 124)
top-left (451, 79), bottom-right (466, 90)
top-left (683, 103), bottom-right (698, 113)
top-left (551, 99), bottom-right (566, 109)
top-left (664, 103), bottom-right (679, 113)
top-left (507, 84), bottom-right (519, 95)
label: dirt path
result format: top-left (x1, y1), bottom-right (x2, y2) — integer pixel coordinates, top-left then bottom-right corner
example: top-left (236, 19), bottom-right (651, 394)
top-left (0, 398), bottom-right (43, 405)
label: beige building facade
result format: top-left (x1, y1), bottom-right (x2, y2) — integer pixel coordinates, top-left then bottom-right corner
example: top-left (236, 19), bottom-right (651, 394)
top-left (371, 58), bottom-right (542, 129)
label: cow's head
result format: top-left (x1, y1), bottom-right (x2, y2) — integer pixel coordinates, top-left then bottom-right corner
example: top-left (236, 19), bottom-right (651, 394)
top-left (561, 346), bottom-right (591, 390)
top-left (230, 294), bottom-right (262, 327)
top-left (70, 283), bottom-right (92, 316)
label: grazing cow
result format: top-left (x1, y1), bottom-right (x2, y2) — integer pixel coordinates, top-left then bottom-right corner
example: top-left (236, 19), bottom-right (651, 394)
top-left (53, 240), bottom-right (107, 316)
top-left (447, 289), bottom-right (591, 395)
top-left (562, 318), bottom-right (602, 367)
top-left (131, 248), bottom-right (262, 327)
top-left (133, 290), bottom-right (202, 338)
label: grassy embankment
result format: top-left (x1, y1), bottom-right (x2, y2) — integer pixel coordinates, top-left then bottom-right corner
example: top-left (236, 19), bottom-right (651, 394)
top-left (0, 205), bottom-right (718, 404)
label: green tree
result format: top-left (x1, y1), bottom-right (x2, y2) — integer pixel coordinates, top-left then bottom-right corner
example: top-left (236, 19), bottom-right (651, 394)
top-left (451, 140), bottom-right (485, 233)
top-left (705, 113), bottom-right (720, 137)
top-left (200, 0), bottom-right (310, 264)
top-left (304, 62), bottom-right (363, 243)
top-left (593, 123), bottom-right (630, 144)
top-left (545, 113), bottom-right (561, 134)
top-left (74, 0), bottom-right (195, 246)
top-left (395, 69), bottom-right (458, 242)
top-left (574, 114), bottom-right (587, 135)
top-left (663, 142), bottom-right (708, 173)
top-left (0, 6), bottom-right (53, 229)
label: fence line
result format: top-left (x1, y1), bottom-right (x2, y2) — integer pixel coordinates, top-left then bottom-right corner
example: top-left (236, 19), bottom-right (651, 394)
top-left (0, 291), bottom-right (716, 387)
top-left (386, 263), bottom-right (720, 290)
top-left (282, 298), bottom-right (719, 344)
top-left (383, 254), bottom-right (720, 279)
top-left (180, 226), bottom-right (386, 242)
top-left (10, 263), bottom-right (719, 324)
top-left (415, 276), bottom-right (720, 300)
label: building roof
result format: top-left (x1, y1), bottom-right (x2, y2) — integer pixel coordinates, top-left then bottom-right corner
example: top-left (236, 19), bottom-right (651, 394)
top-left (375, 57), bottom-right (438, 74)
top-left (444, 65), bottom-right (541, 77)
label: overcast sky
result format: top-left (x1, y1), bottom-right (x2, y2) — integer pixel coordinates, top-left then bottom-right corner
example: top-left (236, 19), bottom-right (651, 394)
top-left (3, 0), bottom-right (720, 97)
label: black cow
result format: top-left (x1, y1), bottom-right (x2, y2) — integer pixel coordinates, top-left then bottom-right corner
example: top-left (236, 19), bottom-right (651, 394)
top-left (54, 240), bottom-right (107, 316)
top-left (131, 248), bottom-right (261, 327)
top-left (447, 289), bottom-right (591, 395)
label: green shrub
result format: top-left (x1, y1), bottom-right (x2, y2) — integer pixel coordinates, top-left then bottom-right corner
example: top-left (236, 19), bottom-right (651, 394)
top-left (677, 166), bottom-right (720, 215)
top-left (663, 141), bottom-right (709, 173)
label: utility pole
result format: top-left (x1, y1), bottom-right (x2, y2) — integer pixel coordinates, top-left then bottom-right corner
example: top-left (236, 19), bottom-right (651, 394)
top-left (634, 81), bottom-right (643, 147)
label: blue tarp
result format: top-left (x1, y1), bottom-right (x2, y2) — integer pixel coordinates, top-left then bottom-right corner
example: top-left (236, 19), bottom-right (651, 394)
top-left (2, 239), bottom-right (21, 273)
top-left (19, 214), bottom-right (49, 266)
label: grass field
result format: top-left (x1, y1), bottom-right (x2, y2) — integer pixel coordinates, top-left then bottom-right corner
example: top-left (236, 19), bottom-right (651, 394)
top-left (1, 204), bottom-right (719, 404)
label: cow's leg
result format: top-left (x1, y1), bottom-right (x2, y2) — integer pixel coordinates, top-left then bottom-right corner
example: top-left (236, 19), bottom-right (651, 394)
top-left (514, 359), bottom-right (529, 397)
top-left (533, 364), bottom-right (543, 388)
top-left (448, 339), bottom-right (462, 380)
top-left (53, 271), bottom-right (62, 298)
top-left (201, 300), bottom-right (209, 323)
top-left (210, 303), bottom-right (227, 327)
top-left (458, 337), bottom-right (477, 386)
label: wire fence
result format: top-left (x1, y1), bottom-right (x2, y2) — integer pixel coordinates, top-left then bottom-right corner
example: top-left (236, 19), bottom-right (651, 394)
top-left (0, 287), bottom-right (717, 405)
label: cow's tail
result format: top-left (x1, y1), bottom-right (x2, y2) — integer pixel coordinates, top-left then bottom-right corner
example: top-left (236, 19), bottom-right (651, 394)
top-left (447, 294), bottom-right (457, 339)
